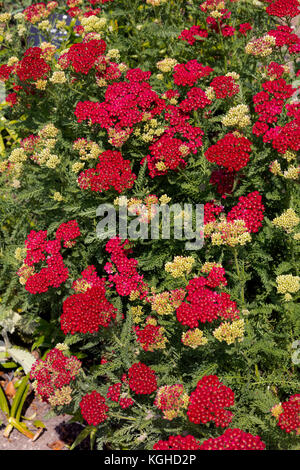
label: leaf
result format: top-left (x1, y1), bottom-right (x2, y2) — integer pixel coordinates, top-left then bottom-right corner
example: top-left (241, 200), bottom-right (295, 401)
top-left (33, 420), bottom-right (46, 429)
top-left (5, 381), bottom-right (16, 399)
top-left (47, 440), bottom-right (65, 451)
top-left (70, 425), bottom-right (95, 450)
top-left (7, 347), bottom-right (37, 375)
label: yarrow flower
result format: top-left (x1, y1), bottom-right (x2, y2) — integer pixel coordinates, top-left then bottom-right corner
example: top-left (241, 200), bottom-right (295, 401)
top-left (176, 275), bottom-right (239, 328)
top-left (187, 375), bottom-right (235, 427)
top-left (200, 428), bottom-right (266, 450)
top-left (80, 391), bottom-right (109, 426)
top-left (77, 150), bottom-right (136, 194)
top-left (165, 256), bottom-right (195, 278)
top-left (105, 237), bottom-right (148, 299)
top-left (128, 362), bottom-right (157, 395)
top-left (276, 274), bottom-right (300, 301)
top-left (205, 132), bottom-right (252, 171)
top-left (273, 395), bottom-right (300, 434)
top-left (60, 266), bottom-right (117, 334)
top-left (134, 324), bottom-right (167, 351)
top-left (154, 385), bottom-right (189, 420)
top-left (30, 346), bottom-right (81, 406)
top-left (153, 435), bottom-right (201, 450)
top-left (272, 209), bottom-right (299, 233)
top-left (181, 328), bottom-right (208, 348)
top-left (17, 221), bottom-right (80, 294)
top-left (213, 319), bottom-right (245, 345)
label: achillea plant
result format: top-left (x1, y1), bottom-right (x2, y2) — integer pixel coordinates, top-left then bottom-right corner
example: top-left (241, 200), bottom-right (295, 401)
top-left (0, 0), bottom-right (299, 451)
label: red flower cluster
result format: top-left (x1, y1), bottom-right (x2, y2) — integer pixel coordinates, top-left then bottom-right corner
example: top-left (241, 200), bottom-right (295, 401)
top-left (173, 60), bottom-right (213, 87)
top-left (17, 220), bottom-right (80, 294)
top-left (59, 39), bottom-right (107, 74)
top-left (271, 119), bottom-right (300, 154)
top-left (23, 1), bottom-right (57, 23)
top-left (206, 266), bottom-right (227, 288)
top-left (128, 362), bottom-right (157, 395)
top-left (145, 134), bottom-right (189, 178)
top-left (277, 395), bottom-right (300, 433)
top-left (134, 324), bottom-right (165, 352)
top-left (56, 219), bottom-right (81, 248)
top-left (75, 73), bottom-right (165, 138)
top-left (204, 201), bottom-right (224, 224)
top-left (178, 26), bottom-right (208, 45)
top-left (210, 76), bottom-right (239, 99)
top-left (119, 397), bottom-right (134, 409)
top-left (176, 275), bottom-right (239, 328)
top-left (30, 347), bottom-right (81, 404)
top-left (268, 25), bottom-right (300, 53)
top-left (107, 383), bottom-right (122, 402)
top-left (153, 435), bottom-right (201, 450)
top-left (179, 87), bottom-right (212, 112)
top-left (200, 428), bottom-right (266, 450)
top-left (204, 132), bottom-right (252, 171)
top-left (78, 150), bottom-right (136, 193)
top-left (227, 191), bottom-right (265, 233)
top-left (80, 391), bottom-right (109, 426)
top-left (266, 0), bottom-right (299, 18)
top-left (16, 47), bottom-right (51, 82)
top-left (60, 265), bottom-right (117, 335)
top-left (187, 375), bottom-right (235, 427)
top-left (238, 23), bottom-right (252, 36)
top-left (0, 64), bottom-right (13, 82)
top-left (105, 237), bottom-right (148, 298)
top-left (106, 382), bottom-right (134, 409)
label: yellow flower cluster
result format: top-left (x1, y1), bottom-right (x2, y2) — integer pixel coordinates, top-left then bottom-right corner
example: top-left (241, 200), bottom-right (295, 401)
top-left (155, 385), bottom-right (189, 421)
top-left (165, 256), bottom-right (195, 278)
top-left (0, 13), bottom-right (11, 23)
top-left (149, 289), bottom-right (185, 315)
top-left (50, 71), bottom-right (67, 84)
top-left (48, 385), bottom-right (73, 407)
top-left (282, 151), bottom-right (296, 163)
top-left (73, 138), bottom-right (102, 161)
top-left (159, 194), bottom-right (171, 205)
top-left (131, 306), bottom-right (144, 324)
top-left (206, 217), bottom-right (251, 247)
top-left (156, 58), bottom-right (178, 73)
top-left (245, 35), bottom-right (276, 57)
top-left (271, 403), bottom-right (283, 419)
top-left (53, 192), bottom-right (63, 202)
top-left (108, 127), bottom-right (131, 147)
top-left (276, 274), bottom-right (300, 301)
top-left (146, 0), bottom-right (167, 5)
top-left (129, 290), bottom-right (140, 301)
top-left (272, 209), bottom-right (299, 233)
top-left (221, 104), bottom-right (251, 128)
top-left (14, 247), bottom-right (26, 262)
top-left (182, 328), bottom-right (208, 349)
top-left (283, 166), bottom-right (300, 180)
top-left (106, 49), bottom-right (121, 61)
top-left (201, 261), bottom-right (222, 273)
top-left (213, 319), bottom-right (245, 345)
top-left (38, 20), bottom-right (50, 31)
top-left (39, 124), bottom-right (59, 139)
top-left (6, 124), bottom-right (60, 182)
top-left (81, 16), bottom-right (107, 34)
top-left (205, 86), bottom-right (215, 100)
top-left (36, 79), bottom-right (47, 90)
top-left (140, 118), bottom-right (165, 143)
top-left (71, 162), bottom-right (85, 174)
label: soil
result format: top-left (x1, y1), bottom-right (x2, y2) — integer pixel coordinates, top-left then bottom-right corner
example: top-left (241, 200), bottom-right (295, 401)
top-left (0, 374), bottom-right (90, 451)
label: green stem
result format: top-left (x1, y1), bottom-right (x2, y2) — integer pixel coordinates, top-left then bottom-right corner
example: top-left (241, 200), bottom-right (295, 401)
top-left (233, 247), bottom-right (245, 306)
